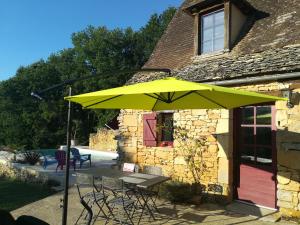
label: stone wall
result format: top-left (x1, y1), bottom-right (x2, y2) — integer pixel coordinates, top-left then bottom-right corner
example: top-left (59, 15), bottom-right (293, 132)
top-left (89, 129), bottom-right (118, 151)
top-left (275, 88), bottom-right (300, 218)
top-left (118, 108), bottom-right (232, 199)
top-left (238, 82), bottom-right (300, 217)
top-left (118, 81), bottom-right (300, 217)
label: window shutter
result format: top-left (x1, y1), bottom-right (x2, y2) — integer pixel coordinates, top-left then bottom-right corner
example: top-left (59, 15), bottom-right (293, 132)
top-left (143, 113), bottom-right (157, 147)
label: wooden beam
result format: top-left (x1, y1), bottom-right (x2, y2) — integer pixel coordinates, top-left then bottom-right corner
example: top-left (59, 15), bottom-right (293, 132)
top-left (194, 13), bottom-right (200, 55)
top-left (224, 1), bottom-right (231, 51)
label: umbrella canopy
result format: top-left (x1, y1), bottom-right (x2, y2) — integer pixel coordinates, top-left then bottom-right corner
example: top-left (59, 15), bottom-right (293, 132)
top-left (65, 77), bottom-right (286, 110)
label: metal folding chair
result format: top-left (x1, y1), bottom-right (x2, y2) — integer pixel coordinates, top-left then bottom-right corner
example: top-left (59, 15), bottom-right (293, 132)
top-left (142, 166), bottom-right (163, 212)
top-left (75, 173), bottom-right (109, 225)
top-left (101, 176), bottom-right (136, 225)
top-left (143, 166), bottom-right (162, 176)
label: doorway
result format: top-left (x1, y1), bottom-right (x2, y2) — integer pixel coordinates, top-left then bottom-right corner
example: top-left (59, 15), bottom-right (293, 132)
top-left (234, 105), bottom-right (277, 208)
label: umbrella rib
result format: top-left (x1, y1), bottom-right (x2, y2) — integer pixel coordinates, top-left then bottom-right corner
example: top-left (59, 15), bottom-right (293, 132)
top-left (170, 91), bottom-right (196, 103)
top-left (83, 95), bottom-right (123, 108)
top-left (170, 92), bottom-right (176, 100)
top-left (144, 93), bottom-right (168, 103)
top-left (151, 96), bottom-right (160, 111)
top-left (194, 92), bottom-right (228, 109)
top-left (153, 93), bottom-right (168, 102)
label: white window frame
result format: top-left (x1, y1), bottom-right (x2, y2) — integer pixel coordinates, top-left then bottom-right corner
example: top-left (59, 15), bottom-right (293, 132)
top-left (200, 9), bottom-right (225, 54)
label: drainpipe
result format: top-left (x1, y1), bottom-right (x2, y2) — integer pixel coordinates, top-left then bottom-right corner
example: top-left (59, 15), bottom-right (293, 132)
top-left (202, 71), bottom-right (300, 86)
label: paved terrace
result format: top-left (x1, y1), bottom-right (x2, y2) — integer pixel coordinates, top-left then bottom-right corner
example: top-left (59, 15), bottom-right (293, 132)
top-left (12, 187), bottom-right (295, 225)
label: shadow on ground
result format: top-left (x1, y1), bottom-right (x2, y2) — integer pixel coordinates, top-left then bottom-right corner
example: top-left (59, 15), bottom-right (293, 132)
top-left (12, 187), bottom-right (294, 225)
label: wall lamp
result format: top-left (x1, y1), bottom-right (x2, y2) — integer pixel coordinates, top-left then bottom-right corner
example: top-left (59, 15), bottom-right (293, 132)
top-left (281, 89), bottom-right (295, 108)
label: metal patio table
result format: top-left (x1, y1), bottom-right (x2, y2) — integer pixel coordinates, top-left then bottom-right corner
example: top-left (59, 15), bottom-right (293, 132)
top-left (76, 167), bottom-right (170, 225)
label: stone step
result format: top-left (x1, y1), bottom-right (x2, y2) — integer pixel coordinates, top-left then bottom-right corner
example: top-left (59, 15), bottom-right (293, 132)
top-left (226, 201), bottom-right (281, 223)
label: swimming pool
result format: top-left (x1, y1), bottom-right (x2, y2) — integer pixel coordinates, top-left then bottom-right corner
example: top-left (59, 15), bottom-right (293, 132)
top-left (33, 148), bottom-right (118, 161)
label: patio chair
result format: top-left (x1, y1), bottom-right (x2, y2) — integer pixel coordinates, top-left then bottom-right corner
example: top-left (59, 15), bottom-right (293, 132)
top-left (54, 150), bottom-right (76, 172)
top-left (143, 166), bottom-right (162, 176)
top-left (121, 163), bottom-right (141, 197)
top-left (142, 166), bottom-right (163, 212)
top-left (71, 148), bottom-right (92, 168)
top-left (74, 173), bottom-right (109, 225)
top-left (101, 176), bottom-right (136, 225)
top-left (41, 154), bottom-right (57, 169)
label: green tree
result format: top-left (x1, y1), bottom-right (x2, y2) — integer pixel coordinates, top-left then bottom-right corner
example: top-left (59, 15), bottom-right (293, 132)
top-left (0, 7), bottom-right (177, 149)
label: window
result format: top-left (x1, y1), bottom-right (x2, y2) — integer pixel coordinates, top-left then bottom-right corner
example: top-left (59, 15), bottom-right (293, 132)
top-left (238, 106), bottom-right (275, 166)
top-left (143, 112), bottom-right (174, 147)
top-left (201, 10), bottom-right (224, 54)
top-left (158, 113), bottom-right (174, 145)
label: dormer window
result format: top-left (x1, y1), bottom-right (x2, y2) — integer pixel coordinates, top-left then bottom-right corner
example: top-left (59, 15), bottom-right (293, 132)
top-left (201, 9), bottom-right (224, 54)
top-left (184, 0), bottom-right (252, 56)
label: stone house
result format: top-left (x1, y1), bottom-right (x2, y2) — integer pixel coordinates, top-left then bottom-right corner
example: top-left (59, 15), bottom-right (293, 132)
top-left (117, 0), bottom-right (300, 217)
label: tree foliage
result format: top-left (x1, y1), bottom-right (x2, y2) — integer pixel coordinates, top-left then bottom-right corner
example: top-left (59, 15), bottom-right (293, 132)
top-left (0, 7), bottom-right (176, 150)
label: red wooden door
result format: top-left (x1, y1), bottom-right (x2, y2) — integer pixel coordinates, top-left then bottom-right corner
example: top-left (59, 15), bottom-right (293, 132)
top-left (235, 105), bottom-right (276, 208)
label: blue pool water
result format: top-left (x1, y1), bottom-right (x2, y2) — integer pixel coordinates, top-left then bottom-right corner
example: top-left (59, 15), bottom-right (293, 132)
top-left (35, 149), bottom-right (57, 157)
top-left (32, 148), bottom-right (118, 161)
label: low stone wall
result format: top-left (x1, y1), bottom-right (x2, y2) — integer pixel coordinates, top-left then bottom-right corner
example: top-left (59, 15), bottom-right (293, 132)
top-left (89, 128), bottom-right (118, 151)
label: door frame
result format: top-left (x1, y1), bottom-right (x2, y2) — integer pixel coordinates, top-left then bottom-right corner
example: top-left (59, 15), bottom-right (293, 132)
top-left (232, 104), bottom-right (278, 208)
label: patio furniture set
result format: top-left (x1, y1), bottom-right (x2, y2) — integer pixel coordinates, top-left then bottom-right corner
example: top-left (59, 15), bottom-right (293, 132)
top-left (42, 148), bottom-right (91, 171)
top-left (74, 163), bottom-right (170, 225)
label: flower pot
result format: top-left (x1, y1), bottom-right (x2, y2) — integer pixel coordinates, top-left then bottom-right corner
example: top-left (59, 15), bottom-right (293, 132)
top-left (71, 139), bottom-right (77, 146)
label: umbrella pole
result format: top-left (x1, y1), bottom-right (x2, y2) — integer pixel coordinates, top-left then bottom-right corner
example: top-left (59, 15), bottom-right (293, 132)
top-left (62, 86), bottom-right (72, 225)
top-left (29, 68), bottom-right (172, 225)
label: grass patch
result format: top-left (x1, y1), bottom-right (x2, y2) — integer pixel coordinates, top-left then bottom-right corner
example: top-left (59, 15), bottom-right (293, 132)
top-left (0, 177), bottom-right (56, 211)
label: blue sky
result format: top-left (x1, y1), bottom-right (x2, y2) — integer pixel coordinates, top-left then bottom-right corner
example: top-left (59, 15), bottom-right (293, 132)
top-left (0, 0), bottom-right (182, 81)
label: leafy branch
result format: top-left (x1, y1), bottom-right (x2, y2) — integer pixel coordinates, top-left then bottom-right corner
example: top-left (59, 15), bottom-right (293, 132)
top-left (174, 128), bottom-right (208, 186)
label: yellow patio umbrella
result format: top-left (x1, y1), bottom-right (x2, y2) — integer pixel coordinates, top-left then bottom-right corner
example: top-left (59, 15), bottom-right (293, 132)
top-left (64, 76), bottom-right (286, 225)
top-left (65, 77), bottom-right (285, 110)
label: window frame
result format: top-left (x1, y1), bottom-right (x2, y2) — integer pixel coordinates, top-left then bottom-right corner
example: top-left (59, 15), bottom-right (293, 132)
top-left (200, 8), bottom-right (225, 54)
top-left (238, 105), bottom-right (276, 166)
top-left (143, 112), bottom-right (174, 148)
top-left (159, 113), bottom-right (174, 147)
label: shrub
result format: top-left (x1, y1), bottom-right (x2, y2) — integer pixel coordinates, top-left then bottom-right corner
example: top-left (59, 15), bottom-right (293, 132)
top-left (158, 181), bottom-right (207, 204)
top-left (0, 164), bottom-right (16, 179)
top-left (24, 151), bottom-right (41, 165)
top-left (159, 181), bottom-right (193, 203)
top-left (46, 179), bottom-right (60, 187)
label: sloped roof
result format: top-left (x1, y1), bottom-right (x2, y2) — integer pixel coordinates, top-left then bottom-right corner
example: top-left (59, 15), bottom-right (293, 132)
top-left (134, 0), bottom-right (300, 83)
top-left (182, 0), bottom-right (204, 8)
top-left (143, 4), bottom-right (195, 70)
top-left (131, 44), bottom-right (300, 83)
